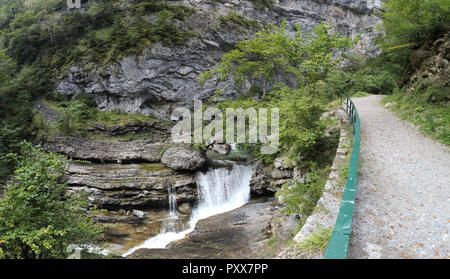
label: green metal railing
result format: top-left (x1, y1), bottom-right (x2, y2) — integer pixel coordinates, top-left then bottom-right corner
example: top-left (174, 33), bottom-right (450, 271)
top-left (323, 96), bottom-right (360, 259)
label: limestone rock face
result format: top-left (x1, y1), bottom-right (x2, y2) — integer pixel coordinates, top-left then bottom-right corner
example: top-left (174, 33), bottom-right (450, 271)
top-left (250, 160), bottom-right (293, 195)
top-left (56, 0), bottom-right (382, 119)
top-left (65, 163), bottom-right (198, 208)
top-left (44, 136), bottom-right (166, 162)
top-left (161, 147), bottom-right (206, 171)
top-left (405, 31), bottom-right (449, 102)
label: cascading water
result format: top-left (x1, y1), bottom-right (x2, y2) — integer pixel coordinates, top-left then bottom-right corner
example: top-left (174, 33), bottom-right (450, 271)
top-left (168, 185), bottom-right (177, 217)
top-left (122, 163), bottom-right (252, 256)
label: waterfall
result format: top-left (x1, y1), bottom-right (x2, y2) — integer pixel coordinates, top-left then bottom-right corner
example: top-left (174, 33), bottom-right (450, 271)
top-left (122, 163), bottom-right (252, 256)
top-left (168, 186), bottom-right (177, 217)
top-left (191, 164), bottom-right (252, 221)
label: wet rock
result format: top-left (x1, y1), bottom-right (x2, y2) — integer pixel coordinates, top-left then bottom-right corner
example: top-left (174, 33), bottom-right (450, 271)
top-left (207, 143), bottom-right (231, 155)
top-left (206, 159), bottom-right (233, 169)
top-left (133, 210), bottom-right (146, 219)
top-left (127, 198), bottom-right (295, 259)
top-left (177, 203), bottom-right (192, 214)
top-left (161, 147), bottom-right (206, 171)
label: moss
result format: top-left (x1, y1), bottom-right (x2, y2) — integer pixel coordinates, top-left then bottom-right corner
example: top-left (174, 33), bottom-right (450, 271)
top-left (139, 163), bottom-right (170, 172)
top-left (248, 0), bottom-right (275, 9)
top-left (43, 97), bottom-right (161, 136)
top-left (265, 237), bottom-right (277, 246)
top-left (218, 12), bottom-right (261, 30)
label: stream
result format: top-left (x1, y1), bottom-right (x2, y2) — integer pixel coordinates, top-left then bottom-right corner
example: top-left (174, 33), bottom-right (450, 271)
top-left (122, 163), bottom-right (252, 257)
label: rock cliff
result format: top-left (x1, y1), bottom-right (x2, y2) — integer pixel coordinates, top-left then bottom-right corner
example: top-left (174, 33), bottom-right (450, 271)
top-left (57, 0), bottom-right (382, 119)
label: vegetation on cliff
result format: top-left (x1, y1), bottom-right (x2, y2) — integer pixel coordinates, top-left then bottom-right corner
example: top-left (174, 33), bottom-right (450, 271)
top-left (0, 0), bottom-right (196, 179)
top-left (201, 21), bottom-right (357, 165)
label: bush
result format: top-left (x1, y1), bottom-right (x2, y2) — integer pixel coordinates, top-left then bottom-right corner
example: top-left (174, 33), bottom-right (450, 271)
top-left (381, 0), bottom-right (450, 48)
top-left (276, 167), bottom-right (328, 216)
top-left (0, 143), bottom-right (102, 259)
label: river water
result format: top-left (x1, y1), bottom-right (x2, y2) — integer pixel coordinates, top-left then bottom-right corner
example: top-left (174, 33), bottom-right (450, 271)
top-left (122, 163), bottom-right (252, 256)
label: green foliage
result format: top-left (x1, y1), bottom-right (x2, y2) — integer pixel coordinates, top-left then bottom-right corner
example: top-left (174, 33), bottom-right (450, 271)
top-left (2, 1), bottom-right (195, 69)
top-left (276, 167), bottom-right (329, 216)
top-left (200, 20), bottom-right (357, 97)
top-left (381, 0), bottom-right (450, 48)
top-left (43, 94), bottom-right (158, 135)
top-left (218, 11), bottom-right (261, 30)
top-left (206, 21), bottom-right (353, 164)
top-left (0, 61), bottom-right (52, 180)
top-left (318, 54), bottom-right (400, 99)
top-left (383, 84), bottom-right (450, 145)
top-left (295, 226), bottom-right (333, 255)
top-left (0, 142), bottom-right (102, 259)
top-left (218, 85), bottom-right (329, 165)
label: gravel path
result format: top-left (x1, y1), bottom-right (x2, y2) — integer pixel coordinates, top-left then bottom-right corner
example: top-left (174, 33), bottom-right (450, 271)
top-left (348, 95), bottom-right (450, 259)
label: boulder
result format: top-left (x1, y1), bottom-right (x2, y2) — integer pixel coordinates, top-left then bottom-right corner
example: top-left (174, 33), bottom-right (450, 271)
top-left (161, 147), bottom-right (206, 171)
top-left (409, 49), bottom-right (430, 71)
top-left (208, 143), bottom-right (231, 155)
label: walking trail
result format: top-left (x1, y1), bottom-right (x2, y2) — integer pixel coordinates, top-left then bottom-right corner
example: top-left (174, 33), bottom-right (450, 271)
top-left (348, 95), bottom-right (449, 259)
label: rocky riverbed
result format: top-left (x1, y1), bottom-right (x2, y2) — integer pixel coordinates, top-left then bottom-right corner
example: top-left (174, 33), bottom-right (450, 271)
top-left (127, 197), bottom-right (297, 259)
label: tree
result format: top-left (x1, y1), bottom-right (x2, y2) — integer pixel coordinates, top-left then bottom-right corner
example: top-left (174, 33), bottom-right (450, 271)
top-left (0, 143), bottom-right (102, 259)
top-left (199, 20), bottom-right (357, 97)
top-left (381, 0), bottom-right (450, 48)
top-left (0, 49), bottom-right (16, 85)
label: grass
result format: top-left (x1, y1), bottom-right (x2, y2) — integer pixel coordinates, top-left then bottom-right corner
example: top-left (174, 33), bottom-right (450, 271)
top-left (351, 91), bottom-right (371, 98)
top-left (263, 237), bottom-right (294, 258)
top-left (265, 237), bottom-right (277, 246)
top-left (294, 227), bottom-right (332, 256)
top-left (42, 98), bottom-right (161, 134)
top-left (382, 86), bottom-right (450, 145)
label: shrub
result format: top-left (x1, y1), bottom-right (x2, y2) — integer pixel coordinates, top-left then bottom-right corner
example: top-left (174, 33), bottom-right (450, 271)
top-left (276, 167), bottom-right (328, 216)
top-left (0, 143), bottom-right (102, 259)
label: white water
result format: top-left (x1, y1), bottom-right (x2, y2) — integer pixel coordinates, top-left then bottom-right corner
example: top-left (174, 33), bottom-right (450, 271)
top-left (122, 163), bottom-right (252, 257)
top-left (168, 185), bottom-right (177, 217)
